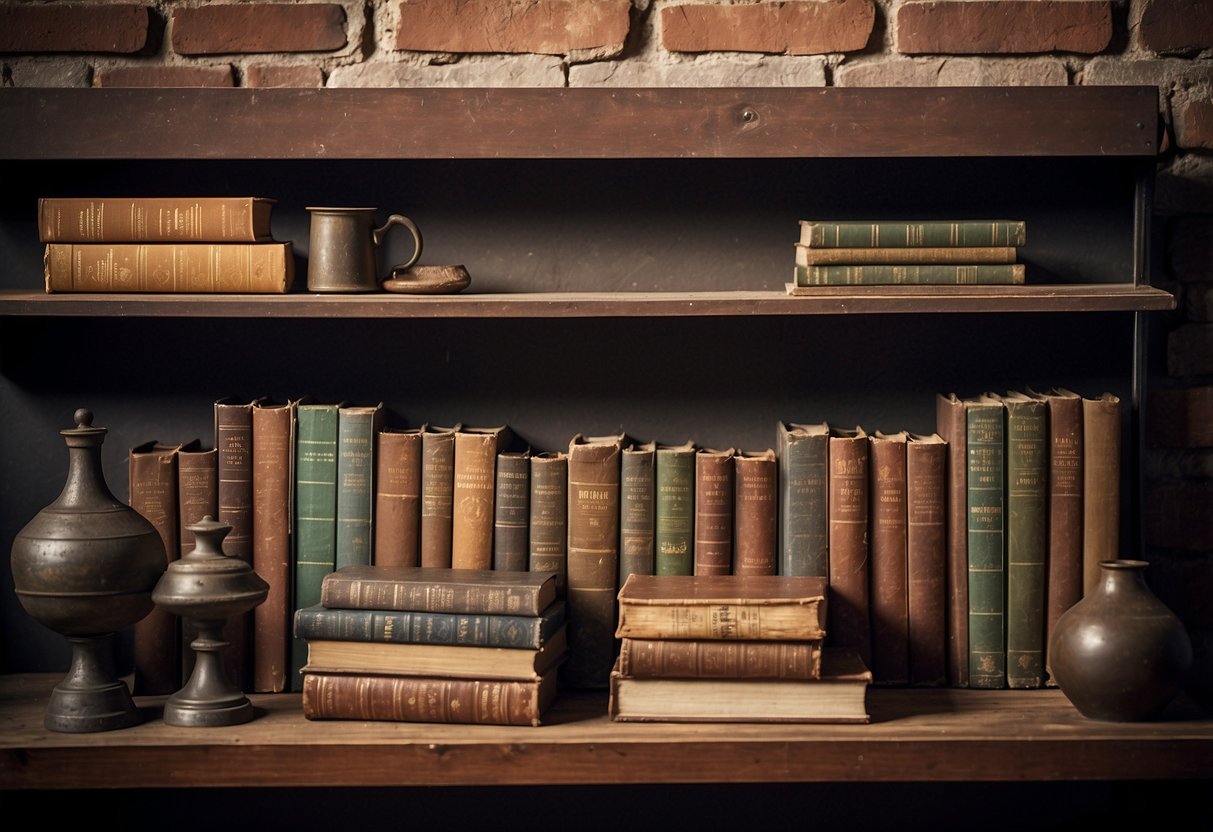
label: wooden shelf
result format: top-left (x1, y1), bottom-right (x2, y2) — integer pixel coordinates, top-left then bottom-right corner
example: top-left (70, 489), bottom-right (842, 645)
top-left (0, 286), bottom-right (1176, 319)
top-left (1, 673), bottom-right (1209, 790)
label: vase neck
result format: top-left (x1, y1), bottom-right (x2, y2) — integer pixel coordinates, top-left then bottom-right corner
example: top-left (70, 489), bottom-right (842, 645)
top-left (53, 443), bottom-right (122, 511)
top-left (1099, 561), bottom-right (1149, 598)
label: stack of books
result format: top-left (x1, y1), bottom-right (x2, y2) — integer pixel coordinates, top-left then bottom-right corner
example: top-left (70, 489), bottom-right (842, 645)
top-left (787, 219), bottom-right (1026, 290)
top-left (38, 195), bottom-right (294, 293)
top-left (608, 573), bottom-right (872, 723)
top-left (295, 565), bottom-right (567, 726)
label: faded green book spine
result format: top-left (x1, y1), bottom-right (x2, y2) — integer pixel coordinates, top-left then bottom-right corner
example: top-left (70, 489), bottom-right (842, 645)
top-left (1003, 393), bottom-right (1047, 689)
top-left (795, 263), bottom-right (1024, 286)
top-left (966, 397), bottom-right (1006, 689)
top-left (655, 442), bottom-right (696, 576)
top-left (777, 422), bottom-right (829, 577)
top-left (620, 441), bottom-right (656, 582)
top-left (293, 601), bottom-right (566, 649)
top-left (291, 403), bottom-right (341, 691)
top-left (336, 403), bottom-right (383, 570)
top-left (799, 219), bottom-right (1026, 248)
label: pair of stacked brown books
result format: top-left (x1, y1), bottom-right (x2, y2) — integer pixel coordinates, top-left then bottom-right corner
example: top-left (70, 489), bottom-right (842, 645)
top-left (608, 573), bottom-right (872, 723)
top-left (295, 565), bottom-right (567, 726)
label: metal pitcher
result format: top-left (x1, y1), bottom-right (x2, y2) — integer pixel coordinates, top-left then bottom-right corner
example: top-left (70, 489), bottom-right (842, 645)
top-left (306, 207), bottom-right (423, 292)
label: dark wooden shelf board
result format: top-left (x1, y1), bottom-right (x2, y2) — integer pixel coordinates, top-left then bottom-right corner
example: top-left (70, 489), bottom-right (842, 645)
top-left (0, 286), bottom-right (1176, 319)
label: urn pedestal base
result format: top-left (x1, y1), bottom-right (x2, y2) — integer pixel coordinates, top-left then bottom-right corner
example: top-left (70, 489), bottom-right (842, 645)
top-left (45, 634), bottom-right (141, 733)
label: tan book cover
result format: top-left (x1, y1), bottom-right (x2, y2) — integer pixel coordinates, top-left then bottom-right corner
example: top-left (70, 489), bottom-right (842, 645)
top-left (374, 425), bottom-right (424, 568)
top-left (44, 241), bottom-right (294, 293)
top-left (618, 637), bottom-right (822, 680)
top-left (451, 425), bottom-right (511, 570)
top-left (38, 196), bottom-right (275, 242)
top-left (733, 448), bottom-right (777, 576)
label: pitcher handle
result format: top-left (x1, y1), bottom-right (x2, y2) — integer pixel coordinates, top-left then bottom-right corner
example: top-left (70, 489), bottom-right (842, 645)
top-left (374, 214), bottom-right (424, 272)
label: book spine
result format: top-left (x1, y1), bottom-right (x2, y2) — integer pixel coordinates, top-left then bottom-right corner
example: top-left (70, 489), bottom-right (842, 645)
top-left (336, 405), bottom-right (383, 570)
top-left (528, 452), bottom-right (568, 596)
top-left (967, 400), bottom-right (1007, 689)
top-left (1083, 393), bottom-right (1122, 594)
top-left (935, 394), bottom-right (969, 687)
top-left (795, 263), bottom-right (1025, 286)
top-left (795, 245), bottom-right (1018, 265)
top-left (38, 196), bottom-right (273, 242)
top-left (869, 433), bottom-right (909, 686)
top-left (129, 442), bottom-right (181, 696)
top-left (43, 242), bottom-right (293, 293)
top-left (302, 672), bottom-right (546, 726)
top-left (619, 444), bottom-right (656, 582)
top-left (451, 429), bottom-right (504, 570)
top-left (616, 602), bottom-right (826, 641)
top-left (493, 451), bottom-right (531, 572)
top-left (215, 398), bottom-right (256, 690)
top-left (252, 401), bottom-right (295, 693)
top-left (420, 426), bottom-right (458, 568)
top-left (176, 444), bottom-right (217, 557)
top-left (319, 575), bottom-right (549, 615)
top-left (906, 435), bottom-right (948, 687)
top-left (564, 436), bottom-right (622, 689)
top-left (827, 430), bottom-right (871, 668)
top-left (1043, 391), bottom-right (1083, 685)
top-left (373, 428), bottom-right (423, 568)
top-left (777, 425), bottom-right (829, 578)
top-left (291, 404), bottom-right (341, 692)
top-left (618, 638), bottom-right (823, 680)
top-left (693, 449), bottom-right (734, 576)
top-left (655, 444), bottom-right (695, 576)
top-left (1005, 397), bottom-right (1048, 689)
top-left (799, 220), bottom-right (1026, 248)
top-left (294, 605), bottom-right (562, 649)
top-left (733, 449), bottom-right (777, 576)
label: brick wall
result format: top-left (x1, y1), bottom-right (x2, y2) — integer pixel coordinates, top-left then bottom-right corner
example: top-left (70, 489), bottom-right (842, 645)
top-left (1, 0), bottom-right (1211, 701)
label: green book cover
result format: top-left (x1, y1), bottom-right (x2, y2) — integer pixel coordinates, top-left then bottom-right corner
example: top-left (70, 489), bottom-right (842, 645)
top-left (798, 219), bottom-right (1026, 248)
top-left (1001, 392), bottom-right (1048, 689)
top-left (654, 441), bottom-right (696, 576)
top-left (336, 402), bottom-right (384, 570)
top-left (794, 263), bottom-right (1024, 286)
top-left (293, 600), bottom-right (567, 649)
top-left (965, 394), bottom-right (1006, 689)
top-left (290, 401), bottom-right (343, 691)
top-left (620, 440), bottom-right (657, 582)
top-left (776, 421), bottom-right (829, 577)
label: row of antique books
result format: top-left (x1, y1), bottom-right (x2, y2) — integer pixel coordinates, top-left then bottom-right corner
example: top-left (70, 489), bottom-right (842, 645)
top-left (788, 218), bottom-right (1027, 290)
top-left (38, 195), bottom-right (294, 293)
top-left (296, 566), bottom-right (565, 726)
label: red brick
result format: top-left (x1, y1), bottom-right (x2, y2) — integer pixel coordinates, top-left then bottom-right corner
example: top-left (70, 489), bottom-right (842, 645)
top-left (1144, 480), bottom-right (1213, 553)
top-left (1175, 97), bottom-right (1213, 151)
top-left (395, 0), bottom-right (630, 54)
top-left (1169, 215), bottom-right (1213, 282)
top-left (0, 3), bottom-right (149, 53)
top-left (662, 0), bottom-right (874, 55)
top-left (897, 1), bottom-right (1111, 55)
top-left (172, 4), bottom-right (346, 56)
top-left (1148, 385), bottom-right (1213, 449)
top-left (94, 65), bottom-right (236, 88)
top-left (246, 64), bottom-right (326, 88)
top-left (1134, 0), bottom-right (1213, 54)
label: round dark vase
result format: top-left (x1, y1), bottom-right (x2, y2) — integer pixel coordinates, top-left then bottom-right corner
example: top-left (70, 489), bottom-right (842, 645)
top-left (9, 408), bottom-right (167, 732)
top-left (1049, 559), bottom-right (1193, 722)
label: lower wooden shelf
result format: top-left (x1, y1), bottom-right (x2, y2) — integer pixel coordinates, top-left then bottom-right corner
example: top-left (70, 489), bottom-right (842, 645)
top-left (1, 673), bottom-right (1209, 789)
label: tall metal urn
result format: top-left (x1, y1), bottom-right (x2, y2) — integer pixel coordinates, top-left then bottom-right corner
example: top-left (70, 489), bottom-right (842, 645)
top-left (10, 408), bottom-right (167, 732)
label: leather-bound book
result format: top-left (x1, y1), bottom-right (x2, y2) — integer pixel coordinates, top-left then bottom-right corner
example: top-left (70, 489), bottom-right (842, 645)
top-left (493, 448), bottom-right (531, 572)
top-left (618, 637), bottom-right (822, 680)
top-left (655, 440), bottom-right (696, 576)
top-left (776, 421), bottom-right (829, 578)
top-left (38, 196), bottom-right (276, 242)
top-left (336, 402), bottom-right (384, 570)
top-left (320, 565), bottom-right (557, 615)
top-left (733, 448), bottom-right (777, 576)
top-left (827, 426), bottom-right (871, 668)
top-left (43, 241), bottom-right (294, 293)
top-left (620, 441), bottom-right (656, 583)
top-left (374, 424), bottom-right (424, 568)
top-left (451, 425), bottom-right (511, 570)
top-left (693, 447), bottom-right (735, 576)
top-left (564, 432), bottom-right (624, 689)
top-left (176, 438), bottom-right (216, 685)
top-left (869, 430), bottom-right (909, 686)
top-left (906, 432), bottom-right (948, 687)
top-left (1083, 392), bottom-right (1122, 593)
top-left (935, 392), bottom-right (969, 687)
top-left (528, 451), bottom-right (568, 596)
top-left (420, 423), bottom-right (460, 568)
top-left (965, 394), bottom-right (1006, 689)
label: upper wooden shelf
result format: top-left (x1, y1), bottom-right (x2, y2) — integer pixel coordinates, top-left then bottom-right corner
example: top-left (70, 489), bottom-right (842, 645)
top-left (1, 673), bottom-right (1209, 790)
top-left (0, 86), bottom-right (1159, 161)
top-left (0, 286), bottom-right (1176, 319)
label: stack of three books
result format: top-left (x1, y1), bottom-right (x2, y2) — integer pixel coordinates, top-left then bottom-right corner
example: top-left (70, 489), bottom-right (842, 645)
top-left (294, 565), bottom-right (566, 726)
top-left (608, 573), bottom-right (872, 723)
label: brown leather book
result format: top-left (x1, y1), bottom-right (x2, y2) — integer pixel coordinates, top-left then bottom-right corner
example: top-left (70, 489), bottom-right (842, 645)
top-left (693, 447), bottom-right (735, 576)
top-left (214, 396), bottom-right (262, 691)
top-left (618, 637), bottom-right (823, 680)
top-left (420, 423), bottom-right (460, 568)
top-left (43, 241), bottom-right (294, 293)
top-left (1030, 387), bottom-right (1083, 685)
top-left (935, 393), bottom-right (969, 687)
top-left (827, 426), bottom-right (871, 669)
top-left (128, 439), bottom-right (183, 696)
top-left (1083, 392), bottom-right (1121, 594)
top-left (252, 397), bottom-right (301, 693)
top-left (451, 425), bottom-right (510, 571)
top-left (374, 426), bottom-right (424, 568)
top-left (528, 451), bottom-right (568, 596)
top-left (493, 448), bottom-right (531, 572)
top-left (564, 432), bottom-right (624, 689)
top-left (733, 448), bottom-right (777, 576)
top-left (906, 432), bottom-right (948, 687)
top-left (38, 196), bottom-right (276, 243)
top-left (869, 431), bottom-right (909, 686)
top-left (175, 439), bottom-right (218, 685)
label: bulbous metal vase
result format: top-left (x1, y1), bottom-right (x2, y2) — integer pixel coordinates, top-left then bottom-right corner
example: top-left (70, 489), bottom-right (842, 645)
top-left (10, 409), bottom-right (167, 732)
